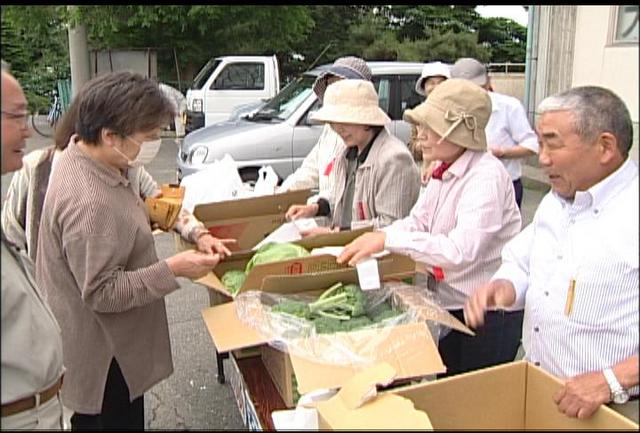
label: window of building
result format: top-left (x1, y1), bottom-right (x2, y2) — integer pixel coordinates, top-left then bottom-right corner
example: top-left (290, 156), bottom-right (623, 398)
top-left (613, 5), bottom-right (639, 43)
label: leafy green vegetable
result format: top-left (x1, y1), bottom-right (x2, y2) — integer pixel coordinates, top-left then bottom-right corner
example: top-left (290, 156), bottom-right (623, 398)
top-left (269, 282), bottom-right (400, 335)
top-left (245, 242), bottom-right (310, 273)
top-left (221, 270), bottom-right (247, 296)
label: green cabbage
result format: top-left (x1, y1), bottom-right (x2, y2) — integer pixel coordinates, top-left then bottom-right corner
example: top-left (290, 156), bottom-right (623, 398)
top-left (245, 242), bottom-right (310, 273)
top-left (221, 270), bottom-right (247, 296)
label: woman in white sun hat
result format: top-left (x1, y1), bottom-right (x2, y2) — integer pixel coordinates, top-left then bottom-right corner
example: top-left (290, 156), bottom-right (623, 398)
top-left (410, 61), bottom-right (451, 189)
top-left (285, 79), bottom-right (420, 234)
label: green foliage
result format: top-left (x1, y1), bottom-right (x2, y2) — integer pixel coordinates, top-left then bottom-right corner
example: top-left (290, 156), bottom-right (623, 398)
top-left (1, 6), bottom-right (70, 111)
top-left (1, 5), bottom-right (526, 98)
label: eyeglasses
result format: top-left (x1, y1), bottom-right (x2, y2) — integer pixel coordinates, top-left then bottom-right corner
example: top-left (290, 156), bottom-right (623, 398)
top-left (1, 110), bottom-right (29, 127)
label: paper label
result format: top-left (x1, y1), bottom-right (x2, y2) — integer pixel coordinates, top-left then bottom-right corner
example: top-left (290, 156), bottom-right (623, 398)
top-left (252, 221), bottom-right (302, 251)
top-left (356, 258), bottom-right (380, 291)
top-left (293, 218), bottom-right (318, 232)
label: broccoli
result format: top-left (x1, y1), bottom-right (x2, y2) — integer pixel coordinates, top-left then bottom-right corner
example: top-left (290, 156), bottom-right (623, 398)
top-left (312, 316), bottom-right (345, 334)
top-left (221, 270), bottom-right (247, 296)
top-left (271, 300), bottom-right (311, 319)
top-left (308, 283), bottom-right (367, 320)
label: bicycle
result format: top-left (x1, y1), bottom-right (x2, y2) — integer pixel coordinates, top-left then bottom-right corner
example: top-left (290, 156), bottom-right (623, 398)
top-left (31, 89), bottom-right (62, 138)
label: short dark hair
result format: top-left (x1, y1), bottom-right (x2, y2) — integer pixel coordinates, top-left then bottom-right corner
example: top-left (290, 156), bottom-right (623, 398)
top-left (537, 86), bottom-right (633, 158)
top-left (75, 71), bottom-right (174, 145)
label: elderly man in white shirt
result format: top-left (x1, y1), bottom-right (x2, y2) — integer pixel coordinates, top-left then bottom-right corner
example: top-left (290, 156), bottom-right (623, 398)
top-left (451, 58), bottom-right (539, 209)
top-left (464, 86), bottom-right (639, 422)
top-left (338, 78), bottom-right (522, 377)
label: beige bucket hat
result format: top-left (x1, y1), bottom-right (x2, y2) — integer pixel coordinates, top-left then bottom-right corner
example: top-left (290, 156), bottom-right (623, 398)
top-left (403, 78), bottom-right (491, 151)
top-left (310, 79), bottom-right (391, 126)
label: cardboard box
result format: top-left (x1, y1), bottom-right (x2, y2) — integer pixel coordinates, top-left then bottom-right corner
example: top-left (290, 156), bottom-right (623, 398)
top-left (201, 266), bottom-right (468, 408)
top-left (146, 183), bottom-right (185, 231)
top-left (176, 189), bottom-right (312, 252)
top-left (261, 345), bottom-right (296, 408)
top-left (316, 361), bottom-right (640, 430)
top-left (195, 227), bottom-right (380, 297)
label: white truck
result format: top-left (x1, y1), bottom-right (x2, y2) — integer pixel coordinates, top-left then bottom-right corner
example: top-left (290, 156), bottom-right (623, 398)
top-left (185, 55), bottom-right (280, 133)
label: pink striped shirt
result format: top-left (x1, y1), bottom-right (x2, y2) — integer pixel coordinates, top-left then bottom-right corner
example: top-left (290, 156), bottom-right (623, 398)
top-left (383, 149), bottom-right (522, 310)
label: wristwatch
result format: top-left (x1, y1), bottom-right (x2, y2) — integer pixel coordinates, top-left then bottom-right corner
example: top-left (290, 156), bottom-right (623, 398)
top-left (603, 368), bottom-right (630, 404)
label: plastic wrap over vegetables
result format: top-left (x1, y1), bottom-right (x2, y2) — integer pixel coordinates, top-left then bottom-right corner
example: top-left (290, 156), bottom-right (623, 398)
top-left (234, 281), bottom-right (449, 366)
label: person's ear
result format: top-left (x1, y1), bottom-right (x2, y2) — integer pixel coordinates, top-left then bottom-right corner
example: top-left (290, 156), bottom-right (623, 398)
top-left (100, 128), bottom-right (120, 148)
top-left (597, 132), bottom-right (620, 164)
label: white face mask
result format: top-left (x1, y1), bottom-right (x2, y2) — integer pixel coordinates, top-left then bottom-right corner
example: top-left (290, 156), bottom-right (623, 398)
top-left (114, 136), bottom-right (162, 168)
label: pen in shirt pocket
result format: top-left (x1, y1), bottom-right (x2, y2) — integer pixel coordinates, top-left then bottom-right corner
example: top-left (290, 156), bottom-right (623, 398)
top-left (564, 277), bottom-right (576, 316)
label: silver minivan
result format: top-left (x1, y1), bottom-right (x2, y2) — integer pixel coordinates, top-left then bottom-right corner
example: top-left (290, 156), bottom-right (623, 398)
top-left (176, 61), bottom-right (425, 183)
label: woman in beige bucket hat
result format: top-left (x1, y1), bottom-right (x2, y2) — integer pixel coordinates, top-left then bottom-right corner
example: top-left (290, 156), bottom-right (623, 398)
top-left (338, 78), bottom-right (524, 378)
top-left (285, 79), bottom-right (420, 233)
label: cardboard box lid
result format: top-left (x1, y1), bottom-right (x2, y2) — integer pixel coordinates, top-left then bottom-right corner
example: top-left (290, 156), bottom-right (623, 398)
top-left (197, 235), bottom-right (414, 296)
top-left (288, 322), bottom-right (445, 395)
top-left (316, 362), bottom-right (433, 430)
top-left (354, 360), bottom-right (640, 430)
top-left (193, 189), bottom-right (311, 222)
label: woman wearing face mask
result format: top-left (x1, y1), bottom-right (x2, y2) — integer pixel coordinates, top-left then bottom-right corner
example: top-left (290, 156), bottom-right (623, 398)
top-left (2, 89), bottom-right (234, 266)
top-left (34, 71), bottom-right (221, 431)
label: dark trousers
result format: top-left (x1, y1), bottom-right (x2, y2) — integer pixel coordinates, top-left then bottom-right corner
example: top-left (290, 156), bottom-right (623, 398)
top-left (513, 178), bottom-right (524, 209)
top-left (437, 309), bottom-right (524, 378)
top-left (71, 358), bottom-right (144, 431)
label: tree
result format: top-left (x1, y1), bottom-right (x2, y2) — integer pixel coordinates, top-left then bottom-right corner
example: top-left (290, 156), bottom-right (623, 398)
top-left (1, 6), bottom-right (70, 110)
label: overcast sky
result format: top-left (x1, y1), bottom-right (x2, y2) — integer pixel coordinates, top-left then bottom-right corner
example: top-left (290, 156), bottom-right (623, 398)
top-left (475, 5), bottom-right (529, 27)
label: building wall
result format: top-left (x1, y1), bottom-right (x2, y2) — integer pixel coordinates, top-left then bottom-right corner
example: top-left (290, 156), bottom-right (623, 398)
top-left (572, 5), bottom-right (639, 162)
top-left (490, 73), bottom-right (526, 103)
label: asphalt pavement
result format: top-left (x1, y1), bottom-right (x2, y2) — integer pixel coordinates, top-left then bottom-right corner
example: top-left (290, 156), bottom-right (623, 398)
top-left (1, 116), bottom-right (548, 430)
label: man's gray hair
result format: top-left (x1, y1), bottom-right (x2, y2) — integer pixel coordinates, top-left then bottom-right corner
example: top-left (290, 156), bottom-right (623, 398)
top-left (1, 59), bottom-right (10, 72)
top-left (537, 86), bottom-right (633, 158)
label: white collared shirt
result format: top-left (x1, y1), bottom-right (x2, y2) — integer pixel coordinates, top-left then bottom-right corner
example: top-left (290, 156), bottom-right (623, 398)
top-left (493, 159), bottom-right (639, 393)
top-left (383, 150), bottom-right (521, 310)
top-left (486, 92), bottom-right (539, 181)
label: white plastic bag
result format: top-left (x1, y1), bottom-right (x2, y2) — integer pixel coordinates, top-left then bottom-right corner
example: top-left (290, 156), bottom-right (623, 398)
top-left (180, 154), bottom-right (247, 212)
top-left (253, 165), bottom-right (279, 196)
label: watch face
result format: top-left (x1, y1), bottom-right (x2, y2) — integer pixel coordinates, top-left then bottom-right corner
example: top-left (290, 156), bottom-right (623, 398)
top-left (613, 391), bottom-right (630, 405)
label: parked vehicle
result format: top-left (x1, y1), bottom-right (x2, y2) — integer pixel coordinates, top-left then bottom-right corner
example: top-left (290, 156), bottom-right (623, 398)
top-left (185, 55), bottom-right (280, 133)
top-left (177, 61), bottom-right (425, 184)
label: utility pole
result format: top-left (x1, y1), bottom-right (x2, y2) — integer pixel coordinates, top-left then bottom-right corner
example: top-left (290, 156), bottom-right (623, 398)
top-left (67, 6), bottom-right (91, 98)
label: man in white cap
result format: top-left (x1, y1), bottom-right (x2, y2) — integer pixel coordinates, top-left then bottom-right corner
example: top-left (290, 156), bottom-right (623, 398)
top-left (279, 56), bottom-right (373, 213)
top-left (450, 57), bottom-right (538, 209)
top-left (409, 61), bottom-right (451, 186)
top-left (337, 78), bottom-right (522, 377)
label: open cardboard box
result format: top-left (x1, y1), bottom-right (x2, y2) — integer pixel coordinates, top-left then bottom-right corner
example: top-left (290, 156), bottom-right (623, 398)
top-left (175, 189), bottom-right (312, 252)
top-left (195, 226), bottom-right (377, 297)
top-left (315, 360), bottom-right (639, 430)
top-left (201, 266), bottom-right (471, 408)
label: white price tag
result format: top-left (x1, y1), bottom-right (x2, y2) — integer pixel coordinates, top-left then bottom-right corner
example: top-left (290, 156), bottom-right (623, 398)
top-left (356, 257), bottom-right (380, 291)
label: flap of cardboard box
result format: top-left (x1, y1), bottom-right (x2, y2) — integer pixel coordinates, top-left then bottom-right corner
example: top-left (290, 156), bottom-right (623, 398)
top-left (193, 189), bottom-right (311, 222)
top-left (288, 322), bottom-right (445, 395)
top-left (316, 362), bottom-right (433, 430)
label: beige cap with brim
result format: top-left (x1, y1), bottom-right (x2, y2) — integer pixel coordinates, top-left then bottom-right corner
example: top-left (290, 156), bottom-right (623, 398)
top-left (403, 78), bottom-right (491, 151)
top-left (311, 79), bottom-right (391, 126)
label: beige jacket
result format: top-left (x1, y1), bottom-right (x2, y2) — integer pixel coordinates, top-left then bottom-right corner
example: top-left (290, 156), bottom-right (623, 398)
top-left (328, 127), bottom-right (420, 229)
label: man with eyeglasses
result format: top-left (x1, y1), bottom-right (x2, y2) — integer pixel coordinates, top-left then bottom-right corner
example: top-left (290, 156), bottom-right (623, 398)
top-left (1, 59), bottom-right (66, 429)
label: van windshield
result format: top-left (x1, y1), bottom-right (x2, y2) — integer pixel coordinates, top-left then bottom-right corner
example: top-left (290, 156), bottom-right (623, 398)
top-left (191, 59), bottom-right (222, 90)
top-left (247, 75), bottom-right (315, 122)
